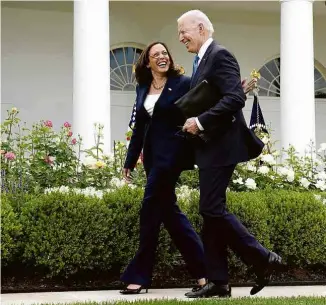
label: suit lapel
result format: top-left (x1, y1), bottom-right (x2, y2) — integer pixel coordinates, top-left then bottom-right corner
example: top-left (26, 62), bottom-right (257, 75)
top-left (137, 85), bottom-right (150, 111)
top-left (190, 40), bottom-right (216, 88)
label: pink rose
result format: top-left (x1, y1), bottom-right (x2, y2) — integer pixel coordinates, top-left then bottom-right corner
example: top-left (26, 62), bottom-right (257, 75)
top-left (4, 152), bottom-right (16, 160)
top-left (71, 138), bottom-right (77, 145)
top-left (64, 122), bottom-right (71, 128)
top-left (44, 155), bottom-right (55, 164)
top-left (44, 120), bottom-right (53, 128)
top-left (67, 131), bottom-right (73, 137)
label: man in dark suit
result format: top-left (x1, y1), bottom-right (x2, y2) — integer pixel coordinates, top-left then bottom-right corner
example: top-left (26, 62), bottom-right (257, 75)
top-left (177, 10), bottom-right (283, 298)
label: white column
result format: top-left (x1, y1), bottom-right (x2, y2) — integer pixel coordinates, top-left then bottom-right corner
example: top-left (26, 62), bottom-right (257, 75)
top-left (73, 0), bottom-right (110, 156)
top-left (280, 0), bottom-right (315, 154)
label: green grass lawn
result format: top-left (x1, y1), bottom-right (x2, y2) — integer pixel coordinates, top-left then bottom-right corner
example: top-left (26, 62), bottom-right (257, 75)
top-left (41, 297), bottom-right (326, 305)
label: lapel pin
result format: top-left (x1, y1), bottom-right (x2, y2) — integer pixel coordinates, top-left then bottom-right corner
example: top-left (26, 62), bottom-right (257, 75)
top-left (168, 88), bottom-right (172, 91)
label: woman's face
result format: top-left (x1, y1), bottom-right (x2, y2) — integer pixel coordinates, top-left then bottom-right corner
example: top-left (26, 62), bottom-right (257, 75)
top-left (147, 44), bottom-right (170, 75)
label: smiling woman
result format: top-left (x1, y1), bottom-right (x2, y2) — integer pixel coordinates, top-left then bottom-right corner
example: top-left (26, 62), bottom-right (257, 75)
top-left (119, 41), bottom-right (207, 295)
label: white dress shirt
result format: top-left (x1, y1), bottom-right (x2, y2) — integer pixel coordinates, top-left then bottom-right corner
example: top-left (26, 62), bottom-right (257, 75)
top-left (144, 94), bottom-right (160, 116)
top-left (194, 37), bottom-right (213, 131)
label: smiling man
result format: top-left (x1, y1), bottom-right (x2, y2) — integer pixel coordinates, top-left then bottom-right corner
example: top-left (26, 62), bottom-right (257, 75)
top-left (177, 10), bottom-right (283, 298)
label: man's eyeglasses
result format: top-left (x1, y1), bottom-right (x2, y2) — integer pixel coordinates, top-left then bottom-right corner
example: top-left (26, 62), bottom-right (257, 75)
top-left (149, 51), bottom-right (169, 59)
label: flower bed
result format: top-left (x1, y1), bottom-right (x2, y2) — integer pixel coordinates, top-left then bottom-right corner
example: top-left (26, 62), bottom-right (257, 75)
top-left (1, 108), bottom-right (326, 194)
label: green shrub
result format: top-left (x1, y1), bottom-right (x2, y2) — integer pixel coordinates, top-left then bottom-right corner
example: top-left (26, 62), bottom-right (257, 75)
top-left (20, 191), bottom-right (120, 276)
top-left (1, 195), bottom-right (22, 265)
top-left (1, 190), bottom-right (325, 279)
top-left (266, 190), bottom-right (326, 266)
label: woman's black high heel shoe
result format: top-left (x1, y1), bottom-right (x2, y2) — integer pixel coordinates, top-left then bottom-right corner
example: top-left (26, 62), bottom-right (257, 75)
top-left (120, 286), bottom-right (148, 294)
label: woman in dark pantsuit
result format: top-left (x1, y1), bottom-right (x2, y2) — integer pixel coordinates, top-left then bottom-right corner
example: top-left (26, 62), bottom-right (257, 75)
top-left (119, 41), bottom-right (206, 294)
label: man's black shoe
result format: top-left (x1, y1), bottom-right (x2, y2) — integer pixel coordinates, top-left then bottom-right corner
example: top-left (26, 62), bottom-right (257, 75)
top-left (250, 251), bottom-right (283, 295)
top-left (185, 282), bottom-right (231, 298)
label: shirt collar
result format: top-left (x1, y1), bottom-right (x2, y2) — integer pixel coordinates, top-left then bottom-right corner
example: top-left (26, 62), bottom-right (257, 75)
top-left (198, 37), bottom-right (213, 60)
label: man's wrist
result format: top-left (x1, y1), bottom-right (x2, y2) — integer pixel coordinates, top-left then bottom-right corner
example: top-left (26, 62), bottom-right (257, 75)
top-left (195, 117), bottom-right (204, 131)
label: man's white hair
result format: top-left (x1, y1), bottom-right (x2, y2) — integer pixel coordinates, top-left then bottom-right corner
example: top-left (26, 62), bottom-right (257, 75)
top-left (177, 10), bottom-right (214, 37)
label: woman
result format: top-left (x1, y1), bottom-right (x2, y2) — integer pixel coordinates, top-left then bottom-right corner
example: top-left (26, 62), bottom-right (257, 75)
top-left (120, 41), bottom-right (256, 294)
top-left (120, 41), bottom-right (206, 294)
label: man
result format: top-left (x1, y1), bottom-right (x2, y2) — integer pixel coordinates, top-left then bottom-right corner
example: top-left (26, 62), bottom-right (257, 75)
top-left (177, 10), bottom-right (283, 298)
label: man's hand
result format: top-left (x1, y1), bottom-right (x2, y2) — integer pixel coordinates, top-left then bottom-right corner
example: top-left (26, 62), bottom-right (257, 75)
top-left (183, 117), bottom-right (199, 135)
top-left (242, 78), bottom-right (257, 95)
top-left (123, 168), bottom-right (132, 183)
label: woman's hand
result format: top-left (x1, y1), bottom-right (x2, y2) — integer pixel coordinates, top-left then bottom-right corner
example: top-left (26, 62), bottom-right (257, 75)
top-left (123, 168), bottom-right (132, 183)
top-left (242, 78), bottom-right (257, 95)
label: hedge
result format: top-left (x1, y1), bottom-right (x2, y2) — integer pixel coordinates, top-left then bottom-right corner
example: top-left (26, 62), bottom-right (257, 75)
top-left (1, 189), bottom-right (326, 279)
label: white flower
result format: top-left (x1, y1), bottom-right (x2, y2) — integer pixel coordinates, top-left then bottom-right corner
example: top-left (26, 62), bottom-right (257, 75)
top-left (83, 156), bottom-right (97, 169)
top-left (261, 154), bottom-right (276, 165)
top-left (279, 167), bottom-right (289, 176)
top-left (59, 186), bottom-right (69, 193)
top-left (315, 159), bottom-right (324, 167)
top-left (194, 165), bottom-right (198, 169)
top-left (315, 180), bottom-right (326, 191)
top-left (314, 194), bottom-right (322, 201)
top-left (233, 177), bottom-right (244, 185)
top-left (323, 199), bottom-right (326, 205)
top-left (317, 143), bottom-right (326, 153)
top-left (128, 184), bottom-right (136, 190)
top-left (176, 185), bottom-right (198, 201)
top-left (270, 176), bottom-right (275, 180)
top-left (104, 153), bottom-right (114, 162)
top-left (299, 178), bottom-right (310, 189)
top-left (245, 178), bottom-right (256, 190)
top-left (75, 187), bottom-right (104, 199)
top-left (261, 136), bottom-right (269, 145)
top-left (286, 169), bottom-right (295, 182)
top-left (258, 166), bottom-right (269, 175)
top-left (110, 177), bottom-right (125, 188)
top-left (316, 171), bottom-right (326, 181)
top-left (44, 186), bottom-right (106, 198)
top-left (247, 164), bottom-right (256, 172)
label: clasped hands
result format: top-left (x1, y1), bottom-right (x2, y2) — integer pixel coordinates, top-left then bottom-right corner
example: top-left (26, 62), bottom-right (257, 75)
top-left (182, 118), bottom-right (199, 135)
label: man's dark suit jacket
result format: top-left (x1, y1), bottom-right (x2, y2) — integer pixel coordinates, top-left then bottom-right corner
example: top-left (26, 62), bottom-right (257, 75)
top-left (124, 75), bottom-right (194, 172)
top-left (191, 40), bottom-right (264, 168)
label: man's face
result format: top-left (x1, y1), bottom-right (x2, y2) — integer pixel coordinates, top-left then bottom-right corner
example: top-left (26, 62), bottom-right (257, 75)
top-left (178, 18), bottom-right (203, 54)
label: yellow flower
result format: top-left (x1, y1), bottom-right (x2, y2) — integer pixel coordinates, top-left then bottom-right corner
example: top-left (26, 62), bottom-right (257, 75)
top-left (175, 64), bottom-right (185, 75)
top-left (250, 69), bottom-right (261, 80)
top-left (95, 160), bottom-right (106, 168)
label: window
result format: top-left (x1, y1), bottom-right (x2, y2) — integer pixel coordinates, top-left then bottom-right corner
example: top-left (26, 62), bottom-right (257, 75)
top-left (251, 57), bottom-right (326, 98)
top-left (110, 46), bottom-right (143, 91)
top-left (315, 68), bottom-right (326, 98)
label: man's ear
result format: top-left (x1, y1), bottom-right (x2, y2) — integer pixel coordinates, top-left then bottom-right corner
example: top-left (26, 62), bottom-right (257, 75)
top-left (199, 23), bottom-right (204, 33)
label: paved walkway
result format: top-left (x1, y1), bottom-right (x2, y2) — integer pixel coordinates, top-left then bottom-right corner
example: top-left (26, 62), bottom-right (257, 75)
top-left (1, 286), bottom-right (326, 305)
